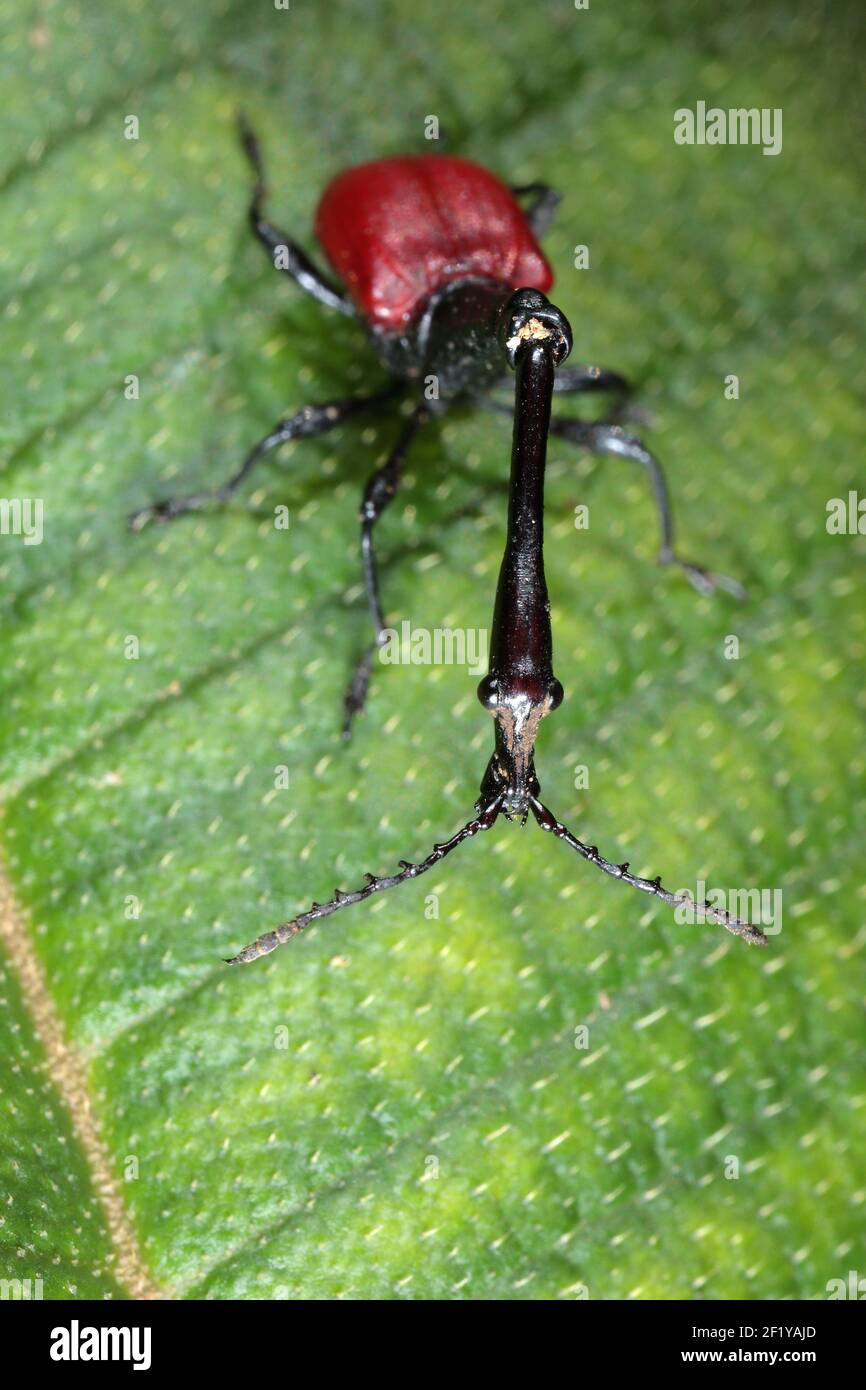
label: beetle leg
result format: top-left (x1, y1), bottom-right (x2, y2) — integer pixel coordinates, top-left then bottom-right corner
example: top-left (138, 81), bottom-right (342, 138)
top-left (511, 181), bottom-right (561, 239)
top-left (129, 390), bottom-right (396, 530)
top-left (552, 364), bottom-right (632, 398)
top-left (548, 417), bottom-right (746, 598)
top-left (237, 113), bottom-right (354, 317)
top-left (550, 365), bottom-right (652, 427)
top-left (488, 365), bottom-right (634, 422)
top-left (343, 403), bottom-right (430, 738)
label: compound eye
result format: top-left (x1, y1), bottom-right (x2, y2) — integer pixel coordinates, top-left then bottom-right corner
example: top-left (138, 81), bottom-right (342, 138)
top-left (477, 675), bottom-right (499, 711)
top-left (547, 678), bottom-right (564, 711)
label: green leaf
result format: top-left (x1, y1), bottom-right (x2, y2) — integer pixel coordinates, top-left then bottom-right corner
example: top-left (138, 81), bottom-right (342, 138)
top-left (0, 926), bottom-right (127, 1300)
top-left (1, 0), bottom-right (863, 1299)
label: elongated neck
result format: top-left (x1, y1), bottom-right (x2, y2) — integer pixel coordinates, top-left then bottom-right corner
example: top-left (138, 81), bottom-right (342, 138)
top-left (488, 341), bottom-right (556, 684)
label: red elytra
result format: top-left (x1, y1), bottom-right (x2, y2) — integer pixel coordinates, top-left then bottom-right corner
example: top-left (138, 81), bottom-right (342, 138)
top-left (315, 154), bottom-right (554, 333)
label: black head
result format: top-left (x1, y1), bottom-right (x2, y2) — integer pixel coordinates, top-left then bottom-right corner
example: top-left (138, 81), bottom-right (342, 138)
top-left (496, 287), bottom-right (572, 370)
top-left (476, 672), bottom-right (564, 822)
top-left (371, 280), bottom-right (572, 402)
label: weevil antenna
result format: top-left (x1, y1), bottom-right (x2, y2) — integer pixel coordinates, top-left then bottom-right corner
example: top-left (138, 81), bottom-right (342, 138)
top-left (226, 798), bottom-right (504, 964)
top-left (529, 797), bottom-right (768, 946)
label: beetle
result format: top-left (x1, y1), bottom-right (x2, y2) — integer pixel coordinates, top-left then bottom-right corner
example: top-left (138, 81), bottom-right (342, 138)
top-left (130, 117), bottom-right (765, 961)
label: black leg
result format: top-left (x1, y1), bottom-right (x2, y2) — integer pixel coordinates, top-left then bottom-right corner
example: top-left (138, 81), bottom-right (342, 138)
top-left (553, 365), bottom-right (648, 428)
top-left (129, 390), bottom-right (396, 530)
top-left (511, 181), bottom-right (560, 239)
top-left (488, 364), bottom-right (632, 418)
top-left (553, 364), bottom-right (632, 398)
top-left (343, 404), bottom-right (430, 737)
top-left (237, 113), bottom-right (354, 317)
top-left (548, 417), bottom-right (745, 598)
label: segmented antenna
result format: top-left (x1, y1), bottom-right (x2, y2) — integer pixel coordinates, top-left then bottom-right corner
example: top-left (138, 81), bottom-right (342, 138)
top-left (226, 791), bottom-right (766, 963)
top-left (530, 798), bottom-right (768, 946)
top-left (226, 799), bottom-right (503, 964)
